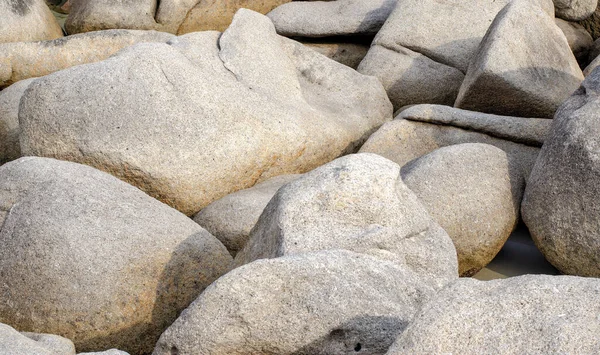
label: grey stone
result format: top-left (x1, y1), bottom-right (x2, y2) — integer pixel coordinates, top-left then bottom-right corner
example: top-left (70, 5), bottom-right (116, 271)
top-left (302, 41), bottom-right (369, 69)
top-left (554, 0), bottom-right (598, 21)
top-left (522, 69), bottom-right (600, 277)
top-left (194, 174), bottom-right (301, 256)
top-left (0, 157), bottom-right (232, 354)
top-left (399, 104), bottom-right (552, 147)
top-left (154, 250), bottom-right (437, 355)
top-left (235, 153), bottom-right (458, 289)
top-left (401, 143), bottom-right (524, 276)
top-left (267, 0), bottom-right (397, 37)
top-left (18, 9), bottom-right (392, 216)
top-left (78, 351), bottom-right (129, 355)
top-left (0, 78), bottom-right (36, 165)
top-left (555, 18), bottom-right (594, 64)
top-left (0, 0), bottom-right (63, 43)
top-left (0, 29), bottom-right (174, 88)
top-left (455, 0), bottom-right (583, 118)
top-left (359, 119), bottom-right (541, 180)
top-left (386, 275), bottom-right (600, 354)
top-left (0, 323), bottom-right (75, 355)
top-left (357, 44), bottom-right (464, 111)
top-left (578, 5), bottom-right (600, 39)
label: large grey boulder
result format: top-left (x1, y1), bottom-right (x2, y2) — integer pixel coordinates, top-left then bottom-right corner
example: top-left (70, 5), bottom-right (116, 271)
top-left (387, 275), bottom-right (600, 354)
top-left (357, 0), bottom-right (510, 109)
top-left (194, 174), bottom-right (301, 256)
top-left (401, 143), bottom-right (524, 276)
top-left (18, 9), bottom-right (392, 216)
top-left (0, 78), bottom-right (36, 165)
top-left (554, 0), bottom-right (598, 21)
top-left (0, 323), bottom-right (75, 355)
top-left (455, 0), bottom-right (583, 118)
top-left (235, 153), bottom-right (459, 289)
top-left (522, 68), bottom-right (600, 277)
top-left (359, 118), bottom-right (541, 181)
top-left (0, 29), bottom-right (174, 88)
top-left (0, 157), bottom-right (232, 354)
top-left (0, 0), bottom-right (63, 43)
top-left (267, 0), bottom-right (397, 37)
top-left (154, 250), bottom-right (437, 355)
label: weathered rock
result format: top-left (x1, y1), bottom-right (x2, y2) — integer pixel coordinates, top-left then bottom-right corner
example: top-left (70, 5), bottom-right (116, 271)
top-left (0, 323), bottom-right (75, 355)
top-left (555, 18), bottom-right (594, 64)
top-left (19, 10), bottom-right (392, 216)
top-left (357, 45), bottom-right (464, 111)
top-left (359, 119), bottom-right (541, 180)
top-left (267, 0), bottom-right (397, 37)
top-left (522, 69), bottom-right (600, 277)
top-left (401, 143), bottom-right (524, 276)
top-left (178, 0), bottom-right (291, 34)
top-left (0, 29), bottom-right (174, 88)
top-left (194, 174), bottom-right (301, 256)
top-left (399, 104), bottom-right (551, 147)
top-left (0, 0), bottom-right (63, 43)
top-left (302, 40), bottom-right (369, 69)
top-left (357, 0), bottom-right (512, 109)
top-left (578, 4), bottom-right (600, 39)
top-left (154, 250), bottom-right (437, 355)
top-left (387, 275), bottom-right (600, 354)
top-left (65, 0), bottom-right (291, 34)
top-left (554, 0), bottom-right (598, 21)
top-left (236, 154), bottom-right (458, 288)
top-left (0, 78), bottom-right (36, 164)
top-left (455, 0), bottom-right (583, 118)
top-left (78, 351), bottom-right (129, 355)
top-left (0, 157), bottom-right (232, 354)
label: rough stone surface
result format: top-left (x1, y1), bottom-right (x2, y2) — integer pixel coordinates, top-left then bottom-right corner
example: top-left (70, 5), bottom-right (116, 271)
top-left (0, 29), bottom-right (174, 88)
top-left (401, 143), bottom-right (524, 276)
top-left (0, 323), bottom-right (75, 355)
top-left (387, 275), bottom-right (600, 354)
top-left (194, 174), bottom-right (301, 256)
top-left (578, 4), bottom-right (600, 39)
top-left (554, 0), bottom-right (598, 21)
top-left (0, 78), bottom-right (36, 165)
top-left (455, 0), bottom-right (583, 118)
top-left (18, 10), bottom-right (392, 216)
top-left (359, 119), bottom-right (541, 180)
top-left (555, 18), bottom-right (594, 64)
top-left (357, 0), bottom-right (512, 110)
top-left (302, 41), bottom-right (369, 69)
top-left (77, 351), bottom-right (129, 355)
top-left (0, 0), bottom-right (63, 43)
top-left (235, 154), bottom-right (459, 289)
top-left (399, 104), bottom-right (551, 146)
top-left (154, 250), bottom-right (437, 355)
top-left (178, 0), bottom-right (291, 34)
top-left (0, 157), bottom-right (232, 354)
top-left (357, 45), bottom-right (464, 111)
top-left (522, 69), bottom-right (600, 277)
top-left (267, 0), bottom-right (397, 37)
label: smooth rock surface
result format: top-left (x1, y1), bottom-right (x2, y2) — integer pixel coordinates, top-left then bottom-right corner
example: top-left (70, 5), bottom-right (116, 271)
top-left (0, 78), bottom-right (36, 165)
top-left (19, 10), bottom-right (392, 216)
top-left (455, 0), bottom-right (583, 118)
top-left (0, 0), bottom-right (63, 43)
top-left (268, 0), bottom-right (397, 37)
top-left (236, 153), bottom-right (459, 289)
top-left (555, 18), bottom-right (594, 64)
top-left (0, 157), bottom-right (232, 354)
top-left (387, 275), bottom-right (600, 354)
top-left (554, 0), bottom-right (598, 21)
top-left (359, 119), bottom-right (541, 180)
top-left (401, 143), bottom-right (524, 276)
top-left (194, 174), bottom-right (301, 256)
top-left (0, 323), bottom-right (75, 355)
top-left (522, 68), bottom-right (600, 277)
top-left (0, 29), bottom-right (174, 88)
top-left (154, 250), bottom-right (437, 355)
top-left (399, 104), bottom-right (551, 147)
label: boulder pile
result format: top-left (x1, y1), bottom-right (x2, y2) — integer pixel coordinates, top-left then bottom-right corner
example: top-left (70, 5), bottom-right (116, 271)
top-left (1, 0), bottom-right (599, 353)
